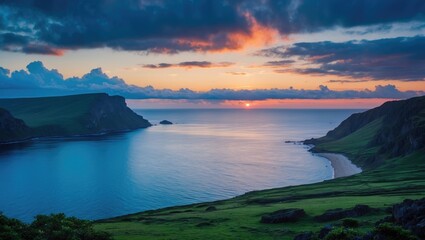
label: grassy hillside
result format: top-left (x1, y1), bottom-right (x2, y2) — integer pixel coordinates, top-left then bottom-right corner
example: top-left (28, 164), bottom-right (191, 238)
top-left (95, 97), bottom-right (425, 240)
top-left (0, 94), bottom-right (99, 131)
top-left (0, 93), bottom-right (151, 141)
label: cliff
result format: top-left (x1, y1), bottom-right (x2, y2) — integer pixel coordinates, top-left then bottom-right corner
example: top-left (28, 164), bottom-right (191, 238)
top-left (306, 95), bottom-right (425, 168)
top-left (80, 94), bottom-right (151, 133)
top-left (0, 93), bottom-right (151, 143)
top-left (0, 108), bottom-right (31, 143)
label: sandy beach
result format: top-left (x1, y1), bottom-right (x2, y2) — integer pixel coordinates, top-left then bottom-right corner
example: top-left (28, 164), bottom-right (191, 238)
top-left (316, 153), bottom-right (362, 178)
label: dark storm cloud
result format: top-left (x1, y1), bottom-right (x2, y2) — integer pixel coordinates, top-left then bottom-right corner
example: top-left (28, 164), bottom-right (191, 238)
top-left (1, 0), bottom-right (425, 54)
top-left (0, 0), bottom-right (250, 53)
top-left (142, 61), bottom-right (234, 69)
top-left (21, 44), bottom-right (64, 55)
top-left (0, 61), bottom-right (423, 99)
top-left (258, 36), bottom-right (425, 81)
top-left (247, 0), bottom-right (425, 34)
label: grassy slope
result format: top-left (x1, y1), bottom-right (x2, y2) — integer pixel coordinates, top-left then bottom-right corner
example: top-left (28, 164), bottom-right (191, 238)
top-left (95, 152), bottom-right (425, 240)
top-left (0, 94), bottom-right (100, 134)
top-left (95, 115), bottom-right (425, 239)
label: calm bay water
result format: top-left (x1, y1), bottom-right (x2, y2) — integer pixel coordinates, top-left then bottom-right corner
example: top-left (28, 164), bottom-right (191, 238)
top-left (0, 109), bottom-right (361, 222)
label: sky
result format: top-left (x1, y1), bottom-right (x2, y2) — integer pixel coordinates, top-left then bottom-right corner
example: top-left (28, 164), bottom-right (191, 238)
top-left (0, 0), bottom-right (425, 108)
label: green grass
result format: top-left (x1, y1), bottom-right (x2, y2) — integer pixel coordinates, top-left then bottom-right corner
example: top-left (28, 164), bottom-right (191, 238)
top-left (314, 118), bottom-right (383, 168)
top-left (95, 147), bottom-right (425, 239)
top-left (0, 93), bottom-right (104, 134)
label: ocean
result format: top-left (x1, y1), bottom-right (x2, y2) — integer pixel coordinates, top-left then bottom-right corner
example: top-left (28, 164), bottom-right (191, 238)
top-left (0, 108), bottom-right (361, 222)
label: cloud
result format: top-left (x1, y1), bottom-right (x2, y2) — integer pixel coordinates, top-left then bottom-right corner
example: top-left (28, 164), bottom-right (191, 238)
top-left (0, 61), bottom-right (423, 100)
top-left (226, 72), bottom-right (247, 76)
top-left (258, 35), bottom-right (425, 81)
top-left (141, 61), bottom-right (234, 69)
top-left (344, 24), bottom-right (393, 35)
top-left (328, 79), bottom-right (371, 84)
top-left (263, 60), bottom-right (295, 67)
top-left (21, 44), bottom-right (64, 56)
top-left (248, 0), bottom-right (425, 34)
top-left (1, 0), bottom-right (425, 54)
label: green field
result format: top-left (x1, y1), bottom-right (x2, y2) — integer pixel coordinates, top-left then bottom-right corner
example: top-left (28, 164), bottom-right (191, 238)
top-left (0, 93), bottom-right (150, 139)
top-left (0, 94), bottom-right (106, 133)
top-left (94, 97), bottom-right (425, 239)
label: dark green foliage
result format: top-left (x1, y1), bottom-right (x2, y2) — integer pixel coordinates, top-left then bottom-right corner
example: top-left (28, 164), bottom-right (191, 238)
top-left (0, 213), bottom-right (27, 240)
top-left (342, 218), bottom-right (359, 228)
top-left (0, 213), bottom-right (111, 240)
top-left (324, 227), bottom-right (361, 240)
top-left (372, 223), bottom-right (417, 240)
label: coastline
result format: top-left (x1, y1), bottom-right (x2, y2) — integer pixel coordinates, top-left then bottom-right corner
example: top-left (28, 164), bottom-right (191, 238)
top-left (316, 153), bottom-right (362, 178)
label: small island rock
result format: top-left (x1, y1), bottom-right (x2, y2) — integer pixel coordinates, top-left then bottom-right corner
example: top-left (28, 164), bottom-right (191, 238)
top-left (160, 120), bottom-right (173, 125)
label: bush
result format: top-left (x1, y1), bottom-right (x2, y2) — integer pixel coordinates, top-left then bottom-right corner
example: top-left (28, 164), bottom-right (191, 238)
top-left (373, 223), bottom-right (417, 240)
top-left (324, 227), bottom-right (362, 240)
top-left (0, 213), bottom-right (27, 240)
top-left (342, 218), bottom-right (359, 228)
top-left (0, 213), bottom-right (112, 240)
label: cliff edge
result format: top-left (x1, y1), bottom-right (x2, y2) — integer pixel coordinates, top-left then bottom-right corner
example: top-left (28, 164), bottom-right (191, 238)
top-left (306, 95), bottom-right (425, 168)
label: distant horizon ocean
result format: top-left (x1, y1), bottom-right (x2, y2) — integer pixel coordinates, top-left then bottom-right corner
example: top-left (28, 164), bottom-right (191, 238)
top-left (0, 108), bottom-right (362, 222)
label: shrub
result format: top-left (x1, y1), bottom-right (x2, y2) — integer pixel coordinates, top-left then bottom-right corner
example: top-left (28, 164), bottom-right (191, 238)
top-left (324, 227), bottom-right (362, 240)
top-left (0, 213), bottom-right (112, 240)
top-left (342, 218), bottom-right (359, 228)
top-left (373, 223), bottom-right (417, 240)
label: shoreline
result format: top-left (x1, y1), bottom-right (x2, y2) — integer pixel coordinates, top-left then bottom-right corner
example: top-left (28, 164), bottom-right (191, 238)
top-left (316, 153), bottom-right (362, 178)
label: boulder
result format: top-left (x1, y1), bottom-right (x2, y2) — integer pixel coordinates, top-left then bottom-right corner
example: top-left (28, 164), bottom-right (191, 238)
top-left (260, 208), bottom-right (306, 224)
top-left (293, 231), bottom-right (313, 240)
top-left (318, 225), bottom-right (333, 239)
top-left (205, 206), bottom-right (217, 212)
top-left (392, 198), bottom-right (425, 238)
top-left (314, 204), bottom-right (373, 222)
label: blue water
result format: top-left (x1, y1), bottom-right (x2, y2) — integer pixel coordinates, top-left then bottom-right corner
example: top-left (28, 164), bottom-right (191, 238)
top-left (0, 109), bottom-right (361, 222)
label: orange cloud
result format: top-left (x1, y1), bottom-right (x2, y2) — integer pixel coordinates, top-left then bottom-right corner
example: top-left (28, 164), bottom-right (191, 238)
top-left (173, 13), bottom-right (279, 53)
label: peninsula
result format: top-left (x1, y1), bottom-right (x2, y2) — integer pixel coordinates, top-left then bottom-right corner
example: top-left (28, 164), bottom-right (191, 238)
top-left (0, 93), bottom-right (151, 144)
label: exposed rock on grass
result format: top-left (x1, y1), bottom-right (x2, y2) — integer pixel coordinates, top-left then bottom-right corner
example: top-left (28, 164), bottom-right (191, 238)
top-left (314, 204), bottom-right (373, 222)
top-left (261, 208), bottom-right (306, 224)
top-left (392, 198), bottom-right (425, 238)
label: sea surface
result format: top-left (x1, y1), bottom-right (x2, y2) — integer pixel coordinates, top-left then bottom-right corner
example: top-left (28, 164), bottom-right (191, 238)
top-left (0, 109), bottom-right (361, 222)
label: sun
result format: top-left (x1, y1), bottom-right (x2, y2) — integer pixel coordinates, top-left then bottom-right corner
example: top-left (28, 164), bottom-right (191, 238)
top-left (245, 103), bottom-right (251, 108)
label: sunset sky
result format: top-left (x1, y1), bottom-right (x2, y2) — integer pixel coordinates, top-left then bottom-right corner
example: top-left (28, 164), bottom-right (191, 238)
top-left (1, 0), bottom-right (424, 108)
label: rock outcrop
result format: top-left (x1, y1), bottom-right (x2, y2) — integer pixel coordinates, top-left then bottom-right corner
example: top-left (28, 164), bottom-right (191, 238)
top-left (314, 204), bottom-right (374, 222)
top-left (0, 108), bottom-right (31, 143)
top-left (392, 198), bottom-right (425, 238)
top-left (261, 208), bottom-right (306, 223)
top-left (83, 94), bottom-right (151, 132)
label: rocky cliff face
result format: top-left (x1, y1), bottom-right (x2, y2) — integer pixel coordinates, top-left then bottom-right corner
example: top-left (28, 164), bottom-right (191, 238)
top-left (307, 96), bottom-right (425, 158)
top-left (0, 108), bottom-right (31, 143)
top-left (82, 94), bottom-right (151, 133)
